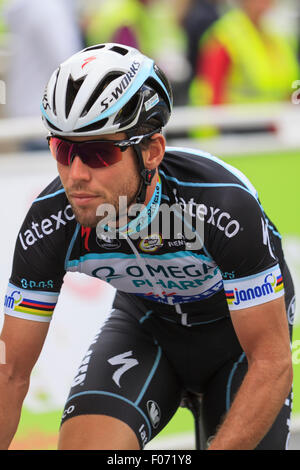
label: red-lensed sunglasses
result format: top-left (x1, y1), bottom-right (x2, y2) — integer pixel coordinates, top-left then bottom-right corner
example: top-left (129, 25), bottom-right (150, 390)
top-left (47, 130), bottom-right (158, 169)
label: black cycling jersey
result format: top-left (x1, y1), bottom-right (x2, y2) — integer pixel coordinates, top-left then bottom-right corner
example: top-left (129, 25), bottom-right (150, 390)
top-left (4, 146), bottom-right (285, 326)
top-left (3, 146), bottom-right (294, 450)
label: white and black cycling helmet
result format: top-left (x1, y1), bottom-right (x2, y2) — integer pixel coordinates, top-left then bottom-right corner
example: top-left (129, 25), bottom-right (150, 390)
top-left (41, 42), bottom-right (173, 137)
top-left (41, 43), bottom-right (173, 204)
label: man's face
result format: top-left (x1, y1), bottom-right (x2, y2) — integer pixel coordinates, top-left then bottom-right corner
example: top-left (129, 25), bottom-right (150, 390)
top-left (56, 132), bottom-right (141, 228)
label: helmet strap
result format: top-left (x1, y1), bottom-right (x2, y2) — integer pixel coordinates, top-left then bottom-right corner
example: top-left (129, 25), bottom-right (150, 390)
top-left (133, 145), bottom-right (156, 205)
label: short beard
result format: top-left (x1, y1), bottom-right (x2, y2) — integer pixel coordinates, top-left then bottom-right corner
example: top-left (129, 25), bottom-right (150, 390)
top-left (69, 203), bottom-right (99, 228)
top-left (69, 179), bottom-right (140, 229)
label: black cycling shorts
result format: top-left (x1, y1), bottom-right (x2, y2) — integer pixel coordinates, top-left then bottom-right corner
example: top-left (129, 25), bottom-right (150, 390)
top-left (60, 263), bottom-right (295, 450)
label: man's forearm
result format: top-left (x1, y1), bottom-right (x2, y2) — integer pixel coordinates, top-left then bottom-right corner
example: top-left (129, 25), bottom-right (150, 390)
top-left (207, 359), bottom-right (293, 450)
top-left (0, 372), bottom-right (29, 449)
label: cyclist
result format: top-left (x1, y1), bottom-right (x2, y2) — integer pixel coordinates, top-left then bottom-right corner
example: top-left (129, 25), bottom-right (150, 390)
top-left (0, 43), bottom-right (295, 450)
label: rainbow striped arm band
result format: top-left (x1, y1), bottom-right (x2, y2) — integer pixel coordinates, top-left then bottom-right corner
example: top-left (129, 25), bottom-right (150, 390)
top-left (4, 283), bottom-right (59, 322)
top-left (224, 264), bottom-right (284, 311)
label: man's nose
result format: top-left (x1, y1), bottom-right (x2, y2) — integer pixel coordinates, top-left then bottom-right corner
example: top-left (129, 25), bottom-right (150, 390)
top-left (69, 155), bottom-right (91, 181)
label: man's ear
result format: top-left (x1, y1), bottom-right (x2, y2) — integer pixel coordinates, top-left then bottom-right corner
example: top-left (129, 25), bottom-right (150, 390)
top-left (143, 133), bottom-right (166, 169)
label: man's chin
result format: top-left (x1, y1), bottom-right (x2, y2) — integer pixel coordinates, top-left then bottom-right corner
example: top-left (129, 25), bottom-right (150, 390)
top-left (75, 217), bottom-right (98, 229)
top-left (72, 207), bottom-right (98, 228)
top-left (73, 210), bottom-right (118, 229)
top-left (70, 200), bottom-right (122, 229)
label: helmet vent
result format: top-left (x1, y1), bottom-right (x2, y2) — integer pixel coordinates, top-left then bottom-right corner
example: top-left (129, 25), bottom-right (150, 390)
top-left (44, 117), bottom-right (61, 132)
top-left (52, 68), bottom-right (60, 116)
top-left (65, 75), bottom-right (86, 118)
top-left (114, 93), bottom-right (141, 126)
top-left (109, 45), bottom-right (129, 56)
top-left (74, 118), bottom-right (109, 133)
top-left (80, 72), bottom-right (123, 118)
top-left (82, 44), bottom-right (106, 53)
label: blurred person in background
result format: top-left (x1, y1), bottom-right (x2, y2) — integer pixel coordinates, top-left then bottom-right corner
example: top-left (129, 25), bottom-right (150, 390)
top-left (3, 0), bottom-right (84, 150)
top-left (83, 0), bottom-right (189, 104)
top-left (189, 0), bottom-right (299, 107)
top-left (182, 0), bottom-right (221, 83)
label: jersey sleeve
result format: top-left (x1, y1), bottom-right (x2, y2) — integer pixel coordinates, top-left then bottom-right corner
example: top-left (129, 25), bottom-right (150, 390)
top-left (3, 186), bottom-right (73, 322)
top-left (205, 187), bottom-right (284, 311)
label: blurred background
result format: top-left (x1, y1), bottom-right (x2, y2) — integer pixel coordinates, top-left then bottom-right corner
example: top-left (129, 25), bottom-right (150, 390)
top-left (0, 0), bottom-right (300, 450)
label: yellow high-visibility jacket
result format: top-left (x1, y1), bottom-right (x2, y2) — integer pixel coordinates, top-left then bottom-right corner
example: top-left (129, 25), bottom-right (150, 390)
top-left (190, 8), bottom-right (299, 105)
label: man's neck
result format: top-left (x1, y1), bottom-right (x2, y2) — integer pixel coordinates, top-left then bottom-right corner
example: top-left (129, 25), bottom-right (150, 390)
top-left (116, 169), bottom-right (159, 230)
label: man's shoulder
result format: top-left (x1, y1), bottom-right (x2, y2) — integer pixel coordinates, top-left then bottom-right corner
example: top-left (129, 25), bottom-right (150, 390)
top-left (28, 175), bottom-right (73, 218)
top-left (33, 176), bottom-right (66, 205)
top-left (163, 146), bottom-right (229, 175)
top-left (19, 176), bottom-right (75, 244)
top-left (16, 176), bottom-right (76, 255)
top-left (162, 146), bottom-right (257, 192)
top-left (162, 146), bottom-right (220, 180)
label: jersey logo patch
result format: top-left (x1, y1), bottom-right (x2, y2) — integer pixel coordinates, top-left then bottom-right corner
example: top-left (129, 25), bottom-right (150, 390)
top-left (107, 351), bottom-right (139, 388)
top-left (82, 56), bottom-right (97, 69)
top-left (139, 234), bottom-right (163, 252)
top-left (147, 400), bottom-right (161, 428)
top-left (96, 233), bottom-right (121, 250)
top-left (224, 265), bottom-right (284, 310)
